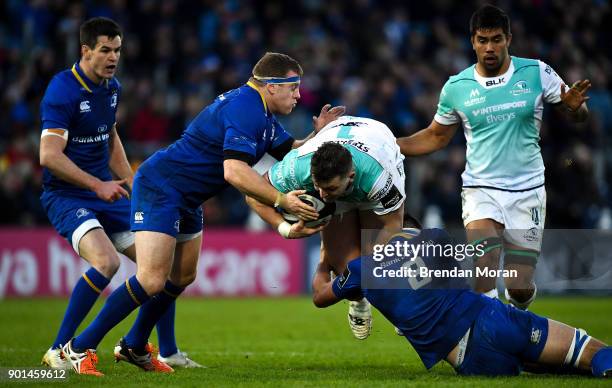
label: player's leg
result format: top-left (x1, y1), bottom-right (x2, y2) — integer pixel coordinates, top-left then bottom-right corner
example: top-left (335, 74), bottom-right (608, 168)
top-left (157, 233), bottom-right (203, 368)
top-left (321, 208), bottom-right (371, 339)
top-left (535, 319), bottom-right (610, 376)
top-left (40, 194), bottom-right (123, 370)
top-left (43, 229), bottom-right (119, 369)
top-left (120, 206), bottom-right (204, 368)
top-left (119, 243), bottom-right (188, 367)
top-left (462, 188), bottom-right (505, 298)
top-left (121, 232), bottom-right (202, 367)
top-left (321, 208), bottom-right (361, 274)
top-left (466, 218), bottom-right (503, 297)
top-left (63, 231), bottom-right (175, 375)
top-left (501, 241), bottom-right (537, 309)
top-left (501, 186), bottom-right (545, 309)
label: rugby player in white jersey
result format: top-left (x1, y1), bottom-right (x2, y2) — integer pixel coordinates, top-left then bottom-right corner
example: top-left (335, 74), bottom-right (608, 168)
top-left (397, 5), bottom-right (590, 309)
top-left (247, 116), bottom-right (406, 339)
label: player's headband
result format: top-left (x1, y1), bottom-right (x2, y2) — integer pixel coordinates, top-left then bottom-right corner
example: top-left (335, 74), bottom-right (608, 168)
top-left (253, 75), bottom-right (301, 84)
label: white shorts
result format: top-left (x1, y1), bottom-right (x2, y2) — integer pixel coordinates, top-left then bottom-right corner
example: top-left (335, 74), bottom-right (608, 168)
top-left (461, 186), bottom-right (546, 251)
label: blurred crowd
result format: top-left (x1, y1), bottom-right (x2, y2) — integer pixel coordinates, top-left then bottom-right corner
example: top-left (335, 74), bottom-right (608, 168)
top-left (0, 0), bottom-right (610, 228)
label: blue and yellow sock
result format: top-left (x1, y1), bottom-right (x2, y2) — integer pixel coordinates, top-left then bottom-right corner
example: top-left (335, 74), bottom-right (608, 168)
top-left (72, 275), bottom-right (149, 351)
top-left (124, 280), bottom-right (184, 353)
top-left (51, 267), bottom-right (110, 349)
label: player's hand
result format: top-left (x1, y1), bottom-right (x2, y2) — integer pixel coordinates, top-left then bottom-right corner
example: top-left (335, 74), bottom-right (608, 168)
top-left (560, 79), bottom-right (591, 111)
top-left (93, 178), bottom-right (130, 202)
top-left (288, 219), bottom-right (328, 239)
top-left (313, 104), bottom-right (346, 133)
top-left (281, 190), bottom-right (319, 221)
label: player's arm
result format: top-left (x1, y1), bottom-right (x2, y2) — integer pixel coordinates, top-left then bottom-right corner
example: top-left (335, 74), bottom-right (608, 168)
top-left (223, 159), bottom-right (318, 220)
top-left (312, 261), bottom-right (341, 308)
top-left (39, 132), bottom-right (128, 202)
top-left (396, 120), bottom-right (459, 156)
top-left (245, 192), bottom-right (327, 238)
top-left (556, 80), bottom-right (590, 123)
top-left (108, 124), bottom-right (134, 190)
top-left (291, 104), bottom-right (346, 149)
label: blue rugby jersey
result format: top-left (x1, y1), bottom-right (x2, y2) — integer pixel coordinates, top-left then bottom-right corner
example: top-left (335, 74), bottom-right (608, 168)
top-left (332, 228), bottom-right (487, 369)
top-left (138, 82), bottom-right (294, 208)
top-left (40, 62), bottom-right (120, 195)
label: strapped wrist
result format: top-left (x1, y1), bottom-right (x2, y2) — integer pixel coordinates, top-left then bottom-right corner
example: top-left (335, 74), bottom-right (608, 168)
top-left (277, 221), bottom-right (291, 238)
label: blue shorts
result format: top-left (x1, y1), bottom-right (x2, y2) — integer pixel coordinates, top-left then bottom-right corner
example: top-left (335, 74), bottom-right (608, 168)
top-left (41, 190), bottom-right (132, 253)
top-left (456, 297), bottom-right (549, 376)
top-left (130, 170), bottom-right (203, 238)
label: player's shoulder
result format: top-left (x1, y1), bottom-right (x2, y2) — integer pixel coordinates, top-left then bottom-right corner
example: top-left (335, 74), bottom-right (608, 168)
top-left (447, 65), bottom-right (477, 85)
top-left (511, 56), bottom-right (541, 72)
top-left (442, 65), bottom-right (479, 96)
top-left (44, 69), bottom-right (81, 103)
top-left (107, 76), bottom-right (121, 91)
top-left (219, 85), bottom-right (267, 123)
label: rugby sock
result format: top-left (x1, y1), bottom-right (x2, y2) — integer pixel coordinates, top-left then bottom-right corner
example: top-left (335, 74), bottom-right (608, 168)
top-left (51, 267), bottom-right (110, 349)
top-left (591, 346), bottom-right (612, 377)
top-left (124, 281), bottom-right (184, 353)
top-left (156, 300), bottom-right (178, 357)
top-left (72, 276), bottom-right (149, 351)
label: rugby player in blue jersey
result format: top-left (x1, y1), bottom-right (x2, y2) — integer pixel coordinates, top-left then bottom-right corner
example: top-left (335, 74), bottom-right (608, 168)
top-left (311, 219), bottom-right (612, 377)
top-left (39, 17), bottom-right (193, 373)
top-left (62, 52), bottom-right (345, 375)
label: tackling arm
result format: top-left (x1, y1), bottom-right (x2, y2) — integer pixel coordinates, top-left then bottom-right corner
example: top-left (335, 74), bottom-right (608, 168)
top-left (224, 159), bottom-right (319, 220)
top-left (312, 261), bottom-right (341, 308)
top-left (244, 173), bottom-right (327, 238)
top-left (396, 120), bottom-right (459, 156)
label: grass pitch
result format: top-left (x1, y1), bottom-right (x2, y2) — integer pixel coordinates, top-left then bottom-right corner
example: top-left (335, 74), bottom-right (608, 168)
top-left (0, 296), bottom-right (610, 387)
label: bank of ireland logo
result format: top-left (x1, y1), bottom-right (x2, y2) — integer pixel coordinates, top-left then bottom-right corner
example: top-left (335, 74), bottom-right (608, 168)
top-left (511, 80), bottom-right (531, 96)
top-left (76, 208), bottom-right (89, 218)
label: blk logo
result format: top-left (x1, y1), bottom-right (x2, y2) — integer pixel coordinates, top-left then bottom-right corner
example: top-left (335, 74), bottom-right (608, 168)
top-left (485, 77), bottom-right (504, 87)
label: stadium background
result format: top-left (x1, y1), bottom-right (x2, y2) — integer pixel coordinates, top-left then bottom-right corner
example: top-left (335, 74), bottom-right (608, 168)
top-left (0, 0), bottom-right (610, 298)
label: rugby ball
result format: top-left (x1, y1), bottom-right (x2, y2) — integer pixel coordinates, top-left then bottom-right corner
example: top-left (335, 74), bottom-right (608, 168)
top-left (280, 193), bottom-right (336, 227)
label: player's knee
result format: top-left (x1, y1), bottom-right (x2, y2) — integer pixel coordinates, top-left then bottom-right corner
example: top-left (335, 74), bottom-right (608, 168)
top-left (90, 252), bottom-right (121, 278)
top-left (169, 269), bottom-right (196, 288)
top-left (137, 272), bottom-right (167, 295)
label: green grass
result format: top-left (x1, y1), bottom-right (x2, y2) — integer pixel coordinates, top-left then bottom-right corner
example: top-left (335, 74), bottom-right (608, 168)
top-left (0, 296), bottom-right (610, 387)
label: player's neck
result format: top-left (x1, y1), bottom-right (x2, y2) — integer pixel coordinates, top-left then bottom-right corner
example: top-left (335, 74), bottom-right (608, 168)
top-left (475, 56), bottom-right (511, 78)
top-left (78, 59), bottom-right (103, 85)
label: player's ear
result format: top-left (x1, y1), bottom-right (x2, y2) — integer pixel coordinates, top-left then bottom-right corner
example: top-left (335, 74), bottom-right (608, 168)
top-left (266, 83), bottom-right (277, 95)
top-left (81, 44), bottom-right (92, 60)
top-left (506, 33), bottom-right (512, 47)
